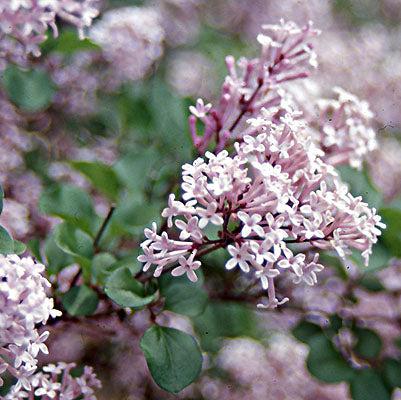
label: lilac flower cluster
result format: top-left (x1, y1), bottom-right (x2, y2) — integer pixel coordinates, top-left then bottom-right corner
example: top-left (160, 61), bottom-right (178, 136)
top-left (312, 87), bottom-right (377, 170)
top-left (206, 335), bottom-right (349, 400)
top-left (188, 19), bottom-right (320, 153)
top-left (0, 0), bottom-right (99, 61)
top-left (139, 104), bottom-right (384, 308)
top-left (5, 362), bottom-right (101, 400)
top-left (0, 255), bottom-right (61, 391)
top-left (89, 7), bottom-right (164, 83)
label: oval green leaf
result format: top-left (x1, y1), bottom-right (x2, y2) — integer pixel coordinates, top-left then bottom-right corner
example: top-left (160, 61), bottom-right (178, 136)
top-left (159, 272), bottom-right (207, 317)
top-left (354, 327), bottom-right (382, 359)
top-left (3, 65), bottom-right (55, 112)
top-left (104, 266), bottom-right (157, 308)
top-left (140, 326), bottom-right (203, 393)
top-left (306, 334), bottom-right (355, 383)
top-left (62, 285), bottom-right (99, 316)
top-left (351, 369), bottom-right (390, 400)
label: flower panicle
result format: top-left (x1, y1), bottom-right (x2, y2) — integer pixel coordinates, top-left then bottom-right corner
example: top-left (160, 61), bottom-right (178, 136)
top-left (188, 19), bottom-right (320, 154)
top-left (0, 254), bottom-right (61, 390)
top-left (138, 107), bottom-right (385, 308)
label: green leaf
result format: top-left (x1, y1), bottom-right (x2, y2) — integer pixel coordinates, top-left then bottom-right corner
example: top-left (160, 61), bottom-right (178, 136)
top-left (380, 208), bottom-right (401, 259)
top-left (318, 252), bottom-right (348, 279)
top-left (159, 272), bottom-right (208, 317)
top-left (383, 358), bottom-right (401, 388)
top-left (70, 161), bottom-right (121, 201)
top-left (61, 285), bottom-right (99, 316)
top-left (114, 148), bottom-right (160, 194)
top-left (91, 252), bottom-right (117, 285)
top-left (41, 29), bottom-right (100, 55)
top-left (28, 239), bottom-right (43, 262)
top-left (193, 302), bottom-right (258, 353)
top-left (13, 240), bottom-right (26, 255)
top-left (108, 256), bottom-right (142, 276)
top-left (354, 328), bottom-right (382, 359)
top-left (104, 266), bottom-right (157, 308)
top-left (306, 334), bottom-right (355, 383)
top-left (140, 326), bottom-right (203, 393)
top-left (3, 65), bottom-right (55, 112)
top-left (112, 201), bottom-right (162, 236)
top-left (44, 233), bottom-right (73, 275)
top-left (0, 226), bottom-right (15, 254)
top-left (359, 275), bottom-right (385, 292)
top-left (39, 184), bottom-right (98, 235)
top-left (350, 369), bottom-right (390, 400)
top-left (292, 321), bottom-right (322, 344)
top-left (54, 223), bottom-right (94, 259)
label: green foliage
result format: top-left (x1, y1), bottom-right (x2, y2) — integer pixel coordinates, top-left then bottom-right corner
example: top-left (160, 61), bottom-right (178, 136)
top-left (0, 226), bottom-right (25, 255)
top-left (54, 222), bottom-right (94, 259)
top-left (108, 256), bottom-right (142, 276)
top-left (62, 285), bottom-right (99, 316)
top-left (41, 29), bottom-right (100, 55)
top-left (104, 266), bottom-right (157, 308)
top-left (112, 201), bottom-right (162, 236)
top-left (70, 161), bottom-right (121, 201)
top-left (354, 328), bottom-right (382, 359)
top-left (338, 165), bottom-right (383, 209)
top-left (44, 233), bottom-right (73, 275)
top-left (91, 252), bottom-right (117, 285)
top-left (12, 240), bottom-right (27, 255)
top-left (3, 65), bottom-right (55, 112)
top-left (350, 369), bottom-right (390, 400)
top-left (292, 321), bottom-right (322, 344)
top-left (306, 334), bottom-right (355, 383)
top-left (54, 223), bottom-right (93, 279)
top-left (359, 274), bottom-right (385, 292)
top-left (380, 207), bottom-right (401, 258)
top-left (193, 302), bottom-right (258, 353)
top-left (383, 358), bottom-right (401, 388)
top-left (40, 184), bottom-right (99, 235)
top-left (159, 272), bottom-right (208, 317)
top-left (318, 252), bottom-right (348, 279)
top-left (114, 148), bottom-right (160, 196)
top-left (140, 326), bottom-right (203, 393)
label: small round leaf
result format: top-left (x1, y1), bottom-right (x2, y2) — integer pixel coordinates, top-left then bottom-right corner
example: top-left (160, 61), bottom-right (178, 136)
top-left (140, 326), bottom-right (203, 393)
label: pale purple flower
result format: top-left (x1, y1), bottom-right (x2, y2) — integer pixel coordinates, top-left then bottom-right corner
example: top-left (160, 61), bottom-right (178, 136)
top-left (138, 21), bottom-right (385, 309)
top-left (171, 251), bottom-right (201, 282)
top-left (189, 98), bottom-right (212, 119)
top-left (237, 211), bottom-right (265, 238)
top-left (226, 243), bottom-right (253, 273)
top-left (139, 106), bottom-right (384, 307)
top-left (7, 362), bottom-right (101, 399)
top-left (0, 255), bottom-right (61, 390)
top-left (0, 0), bottom-right (99, 60)
top-left (175, 216), bottom-right (203, 242)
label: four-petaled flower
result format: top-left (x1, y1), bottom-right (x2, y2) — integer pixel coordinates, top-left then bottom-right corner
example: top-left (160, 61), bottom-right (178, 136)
top-left (226, 243), bottom-right (254, 273)
top-left (172, 251), bottom-right (201, 282)
top-left (189, 98), bottom-right (212, 118)
top-left (237, 211), bottom-right (265, 238)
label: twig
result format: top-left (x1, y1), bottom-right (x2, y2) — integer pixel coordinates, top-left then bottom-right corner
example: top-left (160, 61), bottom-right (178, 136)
top-left (93, 204), bottom-right (116, 252)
